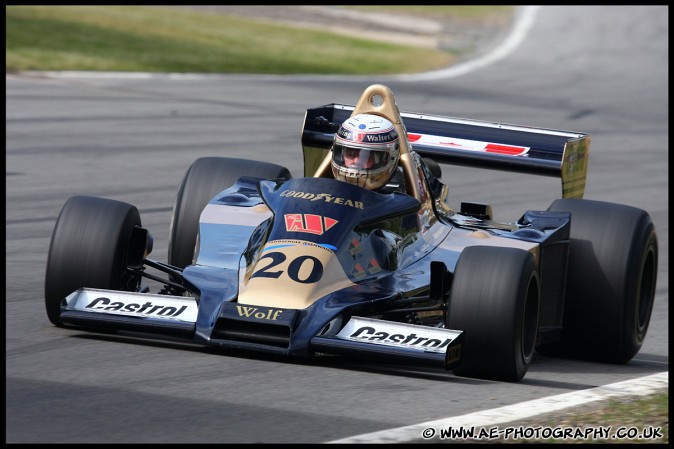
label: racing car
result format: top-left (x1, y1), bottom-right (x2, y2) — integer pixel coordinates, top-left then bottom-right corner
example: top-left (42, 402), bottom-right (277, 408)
top-left (44, 84), bottom-right (658, 382)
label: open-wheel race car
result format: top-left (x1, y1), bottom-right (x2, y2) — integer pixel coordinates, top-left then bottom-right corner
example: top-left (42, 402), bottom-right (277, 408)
top-left (45, 84), bottom-right (658, 382)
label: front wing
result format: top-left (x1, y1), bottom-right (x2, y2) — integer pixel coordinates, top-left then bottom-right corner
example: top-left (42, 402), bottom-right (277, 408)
top-left (60, 288), bottom-right (463, 369)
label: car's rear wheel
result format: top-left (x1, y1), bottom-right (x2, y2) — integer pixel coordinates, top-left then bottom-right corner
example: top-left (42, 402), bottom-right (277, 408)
top-left (168, 157), bottom-right (291, 270)
top-left (44, 196), bottom-right (142, 326)
top-left (539, 198), bottom-right (658, 363)
top-left (447, 246), bottom-right (540, 382)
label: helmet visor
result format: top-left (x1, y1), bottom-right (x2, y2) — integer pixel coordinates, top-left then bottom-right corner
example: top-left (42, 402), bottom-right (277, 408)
top-left (333, 145), bottom-right (390, 170)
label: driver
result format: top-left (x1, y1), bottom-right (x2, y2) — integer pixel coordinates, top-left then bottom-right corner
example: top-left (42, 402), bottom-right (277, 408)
top-left (331, 114), bottom-right (402, 191)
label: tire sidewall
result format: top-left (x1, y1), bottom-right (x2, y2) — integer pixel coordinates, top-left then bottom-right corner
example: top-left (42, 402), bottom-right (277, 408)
top-left (44, 196), bottom-right (141, 325)
top-left (448, 246), bottom-right (539, 382)
top-left (547, 198), bottom-right (658, 363)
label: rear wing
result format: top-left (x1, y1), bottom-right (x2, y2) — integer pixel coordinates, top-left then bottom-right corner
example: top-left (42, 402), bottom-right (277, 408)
top-left (301, 102), bottom-right (590, 199)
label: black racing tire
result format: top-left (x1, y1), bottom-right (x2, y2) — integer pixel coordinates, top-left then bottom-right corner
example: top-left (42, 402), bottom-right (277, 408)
top-left (540, 198), bottom-right (658, 363)
top-left (44, 196), bottom-right (142, 326)
top-left (168, 157), bottom-right (291, 269)
top-left (448, 246), bottom-right (540, 382)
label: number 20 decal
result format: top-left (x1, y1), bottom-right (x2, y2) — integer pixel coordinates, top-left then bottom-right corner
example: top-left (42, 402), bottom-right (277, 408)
top-left (251, 251), bottom-right (324, 284)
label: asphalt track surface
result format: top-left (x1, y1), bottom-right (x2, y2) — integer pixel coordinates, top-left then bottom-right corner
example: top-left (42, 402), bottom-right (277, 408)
top-left (5, 6), bottom-right (668, 444)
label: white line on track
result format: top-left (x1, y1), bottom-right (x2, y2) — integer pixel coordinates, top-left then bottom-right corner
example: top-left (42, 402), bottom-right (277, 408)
top-left (390, 5), bottom-right (541, 82)
top-left (324, 371), bottom-right (669, 444)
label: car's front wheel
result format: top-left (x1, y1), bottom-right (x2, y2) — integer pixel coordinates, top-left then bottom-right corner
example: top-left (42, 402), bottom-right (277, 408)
top-left (447, 245), bottom-right (540, 382)
top-left (44, 196), bottom-right (142, 326)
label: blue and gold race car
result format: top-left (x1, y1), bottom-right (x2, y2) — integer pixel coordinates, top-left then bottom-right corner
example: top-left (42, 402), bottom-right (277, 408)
top-left (45, 84), bottom-right (658, 382)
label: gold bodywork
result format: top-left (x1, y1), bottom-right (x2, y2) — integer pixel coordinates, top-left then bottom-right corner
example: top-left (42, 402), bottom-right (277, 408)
top-left (561, 137), bottom-right (590, 199)
top-left (237, 239), bottom-right (356, 309)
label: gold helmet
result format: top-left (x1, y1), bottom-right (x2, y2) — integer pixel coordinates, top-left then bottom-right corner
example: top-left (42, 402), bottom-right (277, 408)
top-left (331, 114), bottom-right (400, 190)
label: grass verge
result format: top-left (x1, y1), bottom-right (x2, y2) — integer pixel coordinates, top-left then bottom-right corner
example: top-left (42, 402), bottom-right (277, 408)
top-left (6, 5), bottom-right (465, 74)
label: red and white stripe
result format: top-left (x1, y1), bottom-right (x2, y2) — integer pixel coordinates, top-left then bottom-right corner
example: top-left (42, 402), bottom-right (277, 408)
top-left (407, 133), bottom-right (529, 156)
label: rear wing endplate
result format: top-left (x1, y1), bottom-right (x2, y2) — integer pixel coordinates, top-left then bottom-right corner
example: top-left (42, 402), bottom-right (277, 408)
top-left (301, 102), bottom-right (590, 199)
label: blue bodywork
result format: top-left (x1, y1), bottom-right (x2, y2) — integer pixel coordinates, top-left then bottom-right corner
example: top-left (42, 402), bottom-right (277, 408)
top-left (184, 176), bottom-right (451, 356)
